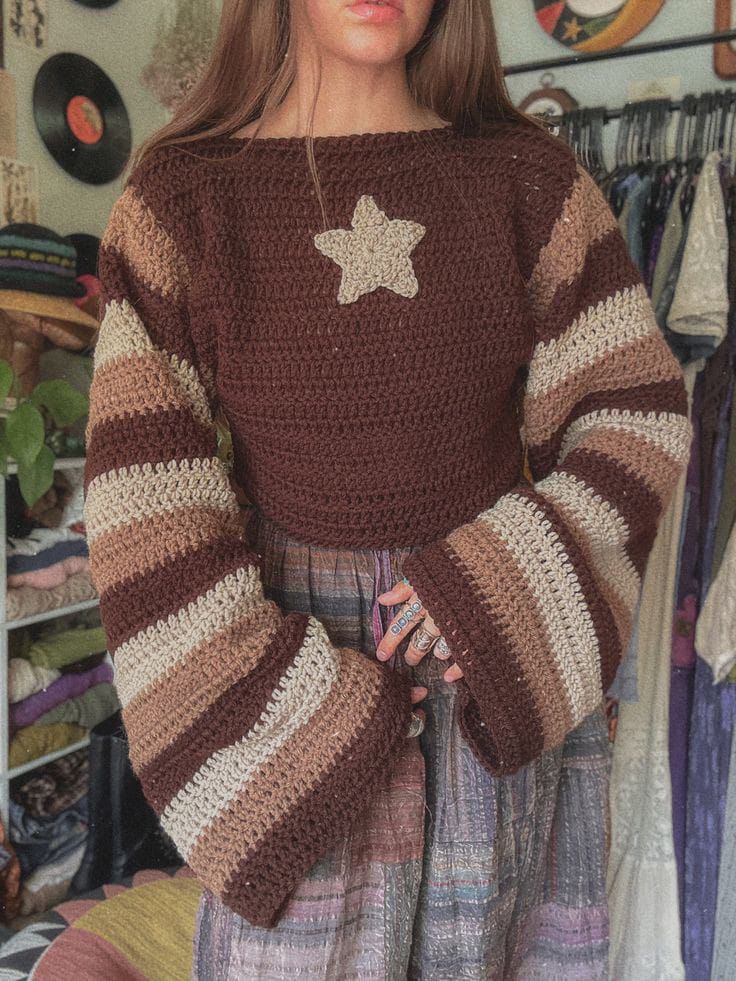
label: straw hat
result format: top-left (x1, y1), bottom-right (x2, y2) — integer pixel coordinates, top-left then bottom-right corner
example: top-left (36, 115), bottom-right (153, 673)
top-left (0, 222), bottom-right (99, 339)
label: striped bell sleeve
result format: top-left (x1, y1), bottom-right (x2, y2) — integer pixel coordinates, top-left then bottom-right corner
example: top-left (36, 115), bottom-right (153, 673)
top-left (402, 155), bottom-right (694, 776)
top-left (82, 170), bottom-right (413, 928)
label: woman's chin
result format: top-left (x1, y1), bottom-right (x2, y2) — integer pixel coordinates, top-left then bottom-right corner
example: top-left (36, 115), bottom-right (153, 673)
top-left (334, 32), bottom-right (409, 67)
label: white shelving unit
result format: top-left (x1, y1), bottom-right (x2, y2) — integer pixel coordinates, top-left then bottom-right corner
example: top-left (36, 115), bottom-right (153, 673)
top-left (0, 456), bottom-right (100, 826)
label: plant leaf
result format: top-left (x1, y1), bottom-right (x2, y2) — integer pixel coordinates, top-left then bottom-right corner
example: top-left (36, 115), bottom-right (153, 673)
top-left (30, 380), bottom-right (89, 427)
top-left (6, 403), bottom-right (45, 467)
top-left (0, 360), bottom-right (14, 402)
top-left (17, 444), bottom-right (55, 507)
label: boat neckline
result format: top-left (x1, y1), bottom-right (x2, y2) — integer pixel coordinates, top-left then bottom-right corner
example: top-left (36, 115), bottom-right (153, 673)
top-left (199, 121), bottom-right (460, 150)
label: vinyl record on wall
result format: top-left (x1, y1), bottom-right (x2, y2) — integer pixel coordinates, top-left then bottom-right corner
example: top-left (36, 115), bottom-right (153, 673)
top-left (70, 0), bottom-right (121, 8)
top-left (33, 53), bottom-right (131, 185)
top-left (533, 0), bottom-right (666, 53)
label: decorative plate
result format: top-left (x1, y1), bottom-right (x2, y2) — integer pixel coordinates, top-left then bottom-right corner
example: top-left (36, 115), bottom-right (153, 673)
top-left (533, 0), bottom-right (666, 52)
top-left (517, 74), bottom-right (579, 118)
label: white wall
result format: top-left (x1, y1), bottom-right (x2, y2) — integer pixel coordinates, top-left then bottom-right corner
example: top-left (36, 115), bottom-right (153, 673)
top-left (5, 0), bottom-right (172, 238)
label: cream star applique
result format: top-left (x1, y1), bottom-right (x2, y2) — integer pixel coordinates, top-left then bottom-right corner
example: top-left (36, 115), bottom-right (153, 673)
top-left (314, 194), bottom-right (426, 305)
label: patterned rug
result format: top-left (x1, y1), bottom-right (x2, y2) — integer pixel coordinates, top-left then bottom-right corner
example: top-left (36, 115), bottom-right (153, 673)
top-left (0, 867), bottom-right (201, 980)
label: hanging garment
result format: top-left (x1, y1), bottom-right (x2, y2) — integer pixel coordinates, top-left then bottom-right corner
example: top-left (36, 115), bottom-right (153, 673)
top-left (712, 332), bottom-right (736, 580)
top-left (669, 371), bottom-right (705, 922)
top-left (626, 173), bottom-right (653, 276)
top-left (652, 174), bottom-right (688, 310)
top-left (645, 169), bottom-right (678, 297)
top-left (711, 702), bottom-right (736, 980)
top-left (696, 521), bottom-right (736, 683)
top-left (683, 344), bottom-right (736, 981)
top-left (606, 594), bottom-right (641, 703)
top-left (607, 359), bottom-right (699, 981)
top-left (668, 151), bottom-right (730, 360)
top-left (657, 203), bottom-right (693, 347)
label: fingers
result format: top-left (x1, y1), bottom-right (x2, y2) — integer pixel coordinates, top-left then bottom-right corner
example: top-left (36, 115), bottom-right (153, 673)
top-left (376, 591), bottom-right (427, 661)
top-left (408, 688), bottom-right (428, 738)
top-left (443, 663), bottom-right (464, 683)
top-left (376, 580), bottom-right (413, 606)
top-left (404, 613), bottom-right (441, 666)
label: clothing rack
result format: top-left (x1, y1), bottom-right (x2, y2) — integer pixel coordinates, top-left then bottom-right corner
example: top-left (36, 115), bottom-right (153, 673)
top-left (504, 27), bottom-right (736, 77)
top-left (559, 97), bottom-right (692, 124)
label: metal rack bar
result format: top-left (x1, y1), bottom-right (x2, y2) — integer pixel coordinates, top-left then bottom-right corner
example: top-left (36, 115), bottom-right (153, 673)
top-left (548, 98), bottom-right (687, 125)
top-left (504, 27), bottom-right (736, 76)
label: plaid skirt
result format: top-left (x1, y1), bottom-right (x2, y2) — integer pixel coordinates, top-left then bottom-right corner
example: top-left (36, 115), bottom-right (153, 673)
top-left (192, 507), bottom-right (611, 980)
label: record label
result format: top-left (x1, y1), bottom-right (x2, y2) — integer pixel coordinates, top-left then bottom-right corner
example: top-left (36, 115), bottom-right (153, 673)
top-left (66, 95), bottom-right (104, 146)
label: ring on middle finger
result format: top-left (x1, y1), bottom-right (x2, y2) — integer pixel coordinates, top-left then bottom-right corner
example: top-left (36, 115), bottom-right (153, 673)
top-left (412, 626), bottom-right (440, 653)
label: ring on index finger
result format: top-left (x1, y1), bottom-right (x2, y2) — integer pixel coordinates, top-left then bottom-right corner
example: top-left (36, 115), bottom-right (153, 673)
top-left (390, 599), bottom-right (423, 636)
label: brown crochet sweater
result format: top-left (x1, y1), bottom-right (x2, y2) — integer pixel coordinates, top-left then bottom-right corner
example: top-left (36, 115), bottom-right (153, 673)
top-left (83, 118), bottom-right (693, 927)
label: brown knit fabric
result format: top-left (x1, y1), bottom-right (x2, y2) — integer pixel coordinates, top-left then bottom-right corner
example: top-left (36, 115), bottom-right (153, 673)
top-left (83, 118), bottom-right (692, 927)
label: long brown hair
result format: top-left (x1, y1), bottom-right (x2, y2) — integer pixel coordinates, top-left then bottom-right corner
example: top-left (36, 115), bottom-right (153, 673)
top-left (130, 0), bottom-right (547, 169)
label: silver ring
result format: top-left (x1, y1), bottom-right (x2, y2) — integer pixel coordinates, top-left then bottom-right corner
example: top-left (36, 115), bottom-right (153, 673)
top-left (391, 600), bottom-right (423, 635)
top-left (407, 712), bottom-right (425, 738)
top-left (434, 636), bottom-right (451, 659)
top-left (413, 627), bottom-right (440, 653)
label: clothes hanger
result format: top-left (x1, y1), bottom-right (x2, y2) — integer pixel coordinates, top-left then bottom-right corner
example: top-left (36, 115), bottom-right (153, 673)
top-left (679, 93), bottom-right (709, 221)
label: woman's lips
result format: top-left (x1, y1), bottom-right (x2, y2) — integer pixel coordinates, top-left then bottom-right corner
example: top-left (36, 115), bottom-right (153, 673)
top-left (347, 1), bottom-right (402, 24)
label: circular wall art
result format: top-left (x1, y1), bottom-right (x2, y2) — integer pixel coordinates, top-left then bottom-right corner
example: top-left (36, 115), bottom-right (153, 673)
top-left (518, 72), bottom-right (579, 118)
top-left (32, 53), bottom-right (131, 185)
top-left (533, 0), bottom-right (666, 52)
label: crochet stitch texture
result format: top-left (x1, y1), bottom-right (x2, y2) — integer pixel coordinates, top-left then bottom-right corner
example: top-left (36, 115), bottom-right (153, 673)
top-left (83, 118), bottom-right (693, 927)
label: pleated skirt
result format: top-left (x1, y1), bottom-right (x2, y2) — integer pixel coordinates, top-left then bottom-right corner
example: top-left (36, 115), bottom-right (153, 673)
top-left (191, 507), bottom-right (611, 980)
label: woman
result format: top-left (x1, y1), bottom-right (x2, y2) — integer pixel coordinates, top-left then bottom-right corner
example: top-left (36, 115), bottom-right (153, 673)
top-left (82, 0), bottom-right (693, 977)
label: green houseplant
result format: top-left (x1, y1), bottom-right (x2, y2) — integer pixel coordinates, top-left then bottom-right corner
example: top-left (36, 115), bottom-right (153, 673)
top-left (0, 358), bottom-right (89, 508)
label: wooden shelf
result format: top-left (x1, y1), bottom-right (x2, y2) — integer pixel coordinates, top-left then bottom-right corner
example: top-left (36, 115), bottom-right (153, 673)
top-left (8, 736), bottom-right (91, 781)
top-left (0, 451), bottom-right (99, 830)
top-left (4, 596), bottom-right (100, 630)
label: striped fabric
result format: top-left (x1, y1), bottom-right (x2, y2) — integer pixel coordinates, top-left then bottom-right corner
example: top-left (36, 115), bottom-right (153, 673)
top-left (82, 181), bottom-right (413, 929)
top-left (402, 162), bottom-right (694, 774)
top-left (192, 508), bottom-right (611, 979)
top-left (83, 132), bottom-right (692, 933)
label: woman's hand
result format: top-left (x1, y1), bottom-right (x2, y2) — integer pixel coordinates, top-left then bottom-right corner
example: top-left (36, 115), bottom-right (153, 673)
top-left (376, 578), bottom-right (465, 683)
